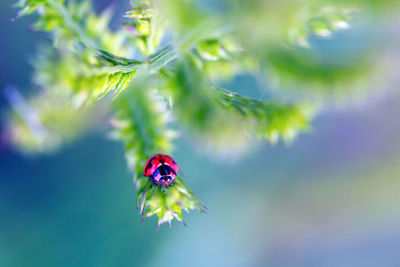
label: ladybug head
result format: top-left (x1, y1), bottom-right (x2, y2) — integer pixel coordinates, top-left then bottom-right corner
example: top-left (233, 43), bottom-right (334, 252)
top-left (159, 176), bottom-right (174, 186)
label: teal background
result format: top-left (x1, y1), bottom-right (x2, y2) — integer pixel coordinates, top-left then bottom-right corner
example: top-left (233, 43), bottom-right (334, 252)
top-left (1, 1), bottom-right (400, 266)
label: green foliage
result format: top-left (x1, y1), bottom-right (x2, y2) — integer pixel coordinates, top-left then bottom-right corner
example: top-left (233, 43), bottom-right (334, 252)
top-left (216, 89), bottom-right (314, 144)
top-left (4, 88), bottom-right (95, 153)
top-left (124, 0), bottom-right (164, 55)
top-left (18, 0), bottom-right (138, 106)
top-left (6, 0), bottom-right (397, 228)
top-left (33, 46), bottom-right (138, 106)
top-left (109, 82), bottom-right (206, 227)
top-left (263, 44), bottom-right (373, 98)
top-left (286, 6), bottom-right (354, 48)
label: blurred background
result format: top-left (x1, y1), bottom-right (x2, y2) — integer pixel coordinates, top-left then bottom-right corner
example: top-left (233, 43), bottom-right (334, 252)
top-left (1, 0), bottom-right (400, 266)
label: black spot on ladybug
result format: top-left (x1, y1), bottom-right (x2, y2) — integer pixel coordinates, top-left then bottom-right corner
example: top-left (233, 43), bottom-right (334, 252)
top-left (144, 162), bottom-right (152, 173)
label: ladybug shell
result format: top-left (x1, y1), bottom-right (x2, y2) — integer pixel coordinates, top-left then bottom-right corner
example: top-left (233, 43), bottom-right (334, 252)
top-left (143, 154), bottom-right (179, 177)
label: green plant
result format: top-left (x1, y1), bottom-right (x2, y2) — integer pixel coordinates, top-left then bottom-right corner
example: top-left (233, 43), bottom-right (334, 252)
top-left (6, 0), bottom-right (398, 228)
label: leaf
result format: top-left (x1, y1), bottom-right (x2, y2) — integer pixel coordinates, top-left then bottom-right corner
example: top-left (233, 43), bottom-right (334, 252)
top-left (33, 46), bottom-right (137, 106)
top-left (216, 88), bottom-right (315, 144)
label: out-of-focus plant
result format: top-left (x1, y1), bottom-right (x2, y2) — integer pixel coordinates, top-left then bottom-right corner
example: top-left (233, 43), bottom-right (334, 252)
top-left (5, 0), bottom-right (398, 228)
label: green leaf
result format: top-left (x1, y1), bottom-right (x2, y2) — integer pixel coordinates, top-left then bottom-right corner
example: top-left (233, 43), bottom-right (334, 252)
top-left (216, 88), bottom-right (315, 144)
top-left (33, 46), bottom-right (137, 106)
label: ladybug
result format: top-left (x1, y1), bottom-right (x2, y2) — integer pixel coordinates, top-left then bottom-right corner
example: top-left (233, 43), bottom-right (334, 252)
top-left (143, 154), bottom-right (179, 187)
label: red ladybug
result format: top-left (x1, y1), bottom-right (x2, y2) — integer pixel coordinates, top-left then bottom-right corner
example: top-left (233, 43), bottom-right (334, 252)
top-left (143, 154), bottom-right (179, 187)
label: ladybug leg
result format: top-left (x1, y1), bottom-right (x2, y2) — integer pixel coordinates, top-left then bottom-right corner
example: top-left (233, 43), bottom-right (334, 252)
top-left (160, 183), bottom-right (167, 192)
top-left (149, 175), bottom-right (156, 185)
